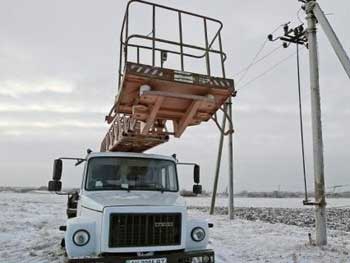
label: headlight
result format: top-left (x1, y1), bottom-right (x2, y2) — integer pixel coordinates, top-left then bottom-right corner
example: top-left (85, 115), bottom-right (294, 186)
top-left (73, 230), bottom-right (90, 246)
top-left (191, 227), bottom-right (206, 242)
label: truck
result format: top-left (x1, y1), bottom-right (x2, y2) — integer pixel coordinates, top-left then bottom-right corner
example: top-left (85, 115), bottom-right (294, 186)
top-left (48, 151), bottom-right (214, 263)
top-left (48, 0), bottom-right (236, 262)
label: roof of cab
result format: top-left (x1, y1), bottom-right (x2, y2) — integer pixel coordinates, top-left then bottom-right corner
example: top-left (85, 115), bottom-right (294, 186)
top-left (87, 151), bottom-right (176, 162)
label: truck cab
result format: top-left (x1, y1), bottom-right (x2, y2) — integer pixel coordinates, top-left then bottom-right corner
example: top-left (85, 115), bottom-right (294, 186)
top-left (48, 151), bottom-right (214, 263)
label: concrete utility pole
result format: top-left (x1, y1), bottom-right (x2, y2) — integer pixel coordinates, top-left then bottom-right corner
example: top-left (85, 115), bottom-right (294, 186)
top-left (305, 0), bottom-right (327, 245)
top-left (271, 0), bottom-right (350, 246)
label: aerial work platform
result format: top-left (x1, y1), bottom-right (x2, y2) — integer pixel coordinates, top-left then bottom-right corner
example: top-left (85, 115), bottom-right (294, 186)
top-left (101, 0), bottom-right (235, 152)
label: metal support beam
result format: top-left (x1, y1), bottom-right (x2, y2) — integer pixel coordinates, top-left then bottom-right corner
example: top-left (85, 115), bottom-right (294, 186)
top-left (227, 99), bottom-right (234, 219)
top-left (305, 0), bottom-right (327, 246)
top-left (178, 12), bottom-right (185, 71)
top-left (210, 107), bottom-right (227, 215)
top-left (175, 101), bottom-right (201, 137)
top-left (141, 97), bottom-right (164, 135)
top-left (312, 2), bottom-right (350, 79)
top-left (203, 18), bottom-right (211, 76)
top-left (152, 5), bottom-right (156, 67)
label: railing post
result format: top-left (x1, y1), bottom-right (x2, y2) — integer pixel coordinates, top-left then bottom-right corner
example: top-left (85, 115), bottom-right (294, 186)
top-left (178, 12), bottom-right (185, 71)
top-left (218, 33), bottom-right (226, 78)
top-left (203, 18), bottom-right (211, 76)
top-left (125, 12), bottom-right (129, 64)
top-left (152, 5), bottom-right (156, 67)
top-left (119, 11), bottom-right (129, 91)
top-left (118, 44), bottom-right (123, 90)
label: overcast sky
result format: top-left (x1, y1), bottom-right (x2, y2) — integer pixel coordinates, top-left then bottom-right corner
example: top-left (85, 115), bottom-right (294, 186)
top-left (1, 0), bottom-right (349, 193)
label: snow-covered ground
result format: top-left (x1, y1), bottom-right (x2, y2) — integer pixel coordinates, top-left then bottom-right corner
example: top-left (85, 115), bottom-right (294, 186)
top-left (185, 196), bottom-right (350, 209)
top-left (0, 192), bottom-right (66, 263)
top-left (192, 210), bottom-right (350, 263)
top-left (0, 192), bottom-right (350, 263)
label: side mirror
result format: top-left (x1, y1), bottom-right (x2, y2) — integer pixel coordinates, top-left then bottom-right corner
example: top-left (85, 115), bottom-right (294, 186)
top-left (48, 180), bottom-right (62, 192)
top-left (193, 184), bottom-right (202, 195)
top-left (52, 159), bottom-right (63, 181)
top-left (194, 165), bottom-right (200, 184)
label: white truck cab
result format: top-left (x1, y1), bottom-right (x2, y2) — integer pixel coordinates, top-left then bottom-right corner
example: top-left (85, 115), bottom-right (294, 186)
top-left (48, 151), bottom-right (214, 263)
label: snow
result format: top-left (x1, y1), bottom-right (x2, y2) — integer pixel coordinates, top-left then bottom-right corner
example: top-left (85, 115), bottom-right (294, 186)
top-left (0, 192), bottom-right (350, 263)
top-left (185, 196), bottom-right (350, 209)
top-left (0, 192), bottom-right (66, 263)
top-left (191, 210), bottom-right (350, 262)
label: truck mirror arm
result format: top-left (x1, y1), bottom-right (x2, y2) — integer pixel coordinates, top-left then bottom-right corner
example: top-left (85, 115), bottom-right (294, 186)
top-left (55, 190), bottom-right (77, 196)
top-left (176, 162), bottom-right (198, 166)
top-left (57, 157), bottom-right (86, 166)
top-left (75, 158), bottom-right (86, 166)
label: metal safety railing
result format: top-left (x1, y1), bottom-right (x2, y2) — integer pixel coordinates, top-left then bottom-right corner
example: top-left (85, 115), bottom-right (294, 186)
top-left (118, 0), bottom-right (228, 89)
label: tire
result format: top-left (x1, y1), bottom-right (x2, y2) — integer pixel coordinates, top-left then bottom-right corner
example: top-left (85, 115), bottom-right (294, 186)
top-left (61, 238), bottom-right (65, 248)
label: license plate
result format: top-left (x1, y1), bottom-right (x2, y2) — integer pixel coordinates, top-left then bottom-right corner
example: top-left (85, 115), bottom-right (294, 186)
top-left (126, 258), bottom-right (167, 263)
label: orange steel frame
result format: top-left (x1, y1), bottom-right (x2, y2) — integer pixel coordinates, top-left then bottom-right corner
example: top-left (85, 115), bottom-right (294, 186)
top-left (101, 0), bottom-right (235, 152)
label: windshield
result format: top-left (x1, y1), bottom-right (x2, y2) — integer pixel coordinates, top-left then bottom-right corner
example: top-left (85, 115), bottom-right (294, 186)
top-left (85, 157), bottom-right (178, 192)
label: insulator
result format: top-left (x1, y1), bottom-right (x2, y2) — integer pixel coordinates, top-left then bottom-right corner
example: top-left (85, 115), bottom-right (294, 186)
top-left (299, 25), bottom-right (304, 32)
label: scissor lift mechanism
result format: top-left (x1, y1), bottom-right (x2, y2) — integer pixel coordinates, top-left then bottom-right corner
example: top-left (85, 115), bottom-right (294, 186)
top-left (101, 0), bottom-right (235, 152)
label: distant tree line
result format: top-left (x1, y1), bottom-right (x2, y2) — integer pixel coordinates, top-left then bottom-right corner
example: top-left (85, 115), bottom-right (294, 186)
top-left (2, 186), bottom-right (350, 198)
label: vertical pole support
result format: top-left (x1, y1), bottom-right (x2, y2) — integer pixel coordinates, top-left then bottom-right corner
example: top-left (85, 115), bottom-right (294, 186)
top-left (306, 0), bottom-right (327, 246)
top-left (227, 99), bottom-right (234, 219)
top-left (210, 109), bottom-right (227, 215)
top-left (203, 18), bottom-right (211, 76)
top-left (178, 12), bottom-right (185, 71)
top-left (152, 5), bottom-right (156, 67)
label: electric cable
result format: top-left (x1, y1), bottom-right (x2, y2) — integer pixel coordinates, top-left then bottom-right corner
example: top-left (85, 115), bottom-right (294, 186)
top-left (233, 45), bottom-right (283, 77)
top-left (236, 39), bottom-right (269, 85)
top-left (296, 43), bottom-right (309, 203)
top-left (236, 23), bottom-right (287, 85)
top-left (237, 51), bottom-right (299, 90)
top-left (297, 8), bottom-right (304, 24)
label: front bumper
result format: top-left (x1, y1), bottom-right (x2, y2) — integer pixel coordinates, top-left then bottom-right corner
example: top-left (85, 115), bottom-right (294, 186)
top-left (68, 249), bottom-right (214, 263)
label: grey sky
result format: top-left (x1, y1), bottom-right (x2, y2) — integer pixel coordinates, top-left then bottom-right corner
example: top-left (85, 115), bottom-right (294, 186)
top-left (1, 0), bottom-right (349, 192)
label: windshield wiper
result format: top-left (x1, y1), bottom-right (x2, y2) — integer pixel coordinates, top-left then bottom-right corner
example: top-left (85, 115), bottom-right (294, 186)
top-left (154, 185), bottom-right (165, 193)
top-left (116, 184), bottom-right (166, 193)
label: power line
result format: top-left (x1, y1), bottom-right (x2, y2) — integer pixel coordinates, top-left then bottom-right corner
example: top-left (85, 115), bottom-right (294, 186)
top-left (296, 43), bottom-right (309, 203)
top-left (267, 22), bottom-right (312, 205)
top-left (236, 23), bottom-right (287, 85)
top-left (236, 39), bottom-right (269, 85)
top-left (297, 8), bottom-right (304, 24)
top-left (237, 51), bottom-right (299, 91)
top-left (233, 45), bottom-right (283, 77)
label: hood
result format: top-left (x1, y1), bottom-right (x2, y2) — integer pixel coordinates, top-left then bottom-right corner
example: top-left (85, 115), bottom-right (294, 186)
top-left (80, 190), bottom-right (186, 212)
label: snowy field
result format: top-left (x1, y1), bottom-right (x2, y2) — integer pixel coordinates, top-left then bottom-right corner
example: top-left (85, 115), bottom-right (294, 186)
top-left (1, 192), bottom-right (350, 263)
top-left (185, 196), bottom-right (350, 209)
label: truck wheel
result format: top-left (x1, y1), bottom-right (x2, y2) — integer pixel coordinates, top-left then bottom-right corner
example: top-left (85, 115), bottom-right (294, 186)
top-left (61, 238), bottom-right (65, 248)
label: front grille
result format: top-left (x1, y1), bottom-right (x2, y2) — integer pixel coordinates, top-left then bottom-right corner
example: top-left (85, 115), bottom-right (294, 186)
top-left (109, 213), bottom-right (181, 248)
